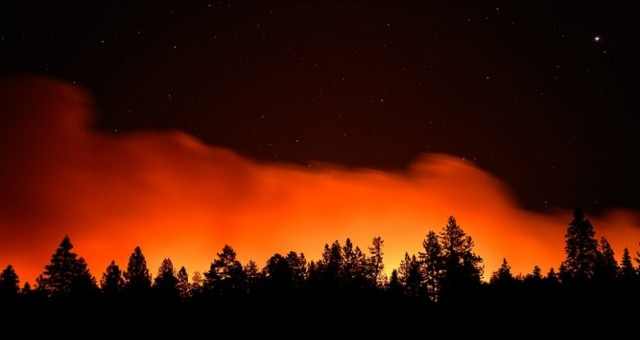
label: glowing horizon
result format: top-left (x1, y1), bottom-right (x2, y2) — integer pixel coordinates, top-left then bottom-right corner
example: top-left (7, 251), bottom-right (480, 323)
top-left (1, 76), bottom-right (640, 285)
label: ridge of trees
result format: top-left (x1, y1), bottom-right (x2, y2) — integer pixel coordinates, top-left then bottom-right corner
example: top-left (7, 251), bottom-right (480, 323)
top-left (2, 210), bottom-right (640, 305)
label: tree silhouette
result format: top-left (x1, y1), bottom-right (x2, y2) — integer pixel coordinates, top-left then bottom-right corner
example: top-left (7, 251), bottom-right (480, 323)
top-left (595, 237), bottom-right (618, 283)
top-left (419, 231), bottom-right (444, 301)
top-left (285, 251), bottom-right (307, 288)
top-left (123, 246), bottom-right (152, 296)
top-left (524, 265), bottom-right (543, 285)
top-left (176, 266), bottom-right (190, 299)
top-left (0, 264), bottom-right (20, 300)
top-left (439, 216), bottom-right (483, 302)
top-left (619, 248), bottom-right (636, 283)
top-left (154, 258), bottom-right (179, 300)
top-left (561, 208), bottom-right (600, 283)
top-left (387, 269), bottom-right (402, 296)
top-left (100, 260), bottom-right (125, 297)
top-left (22, 282), bottom-right (31, 295)
top-left (398, 252), bottom-right (423, 297)
top-left (39, 235), bottom-right (97, 298)
top-left (316, 240), bottom-right (343, 288)
top-left (490, 258), bottom-right (515, 286)
top-left (190, 271), bottom-right (204, 297)
top-left (243, 260), bottom-right (261, 294)
top-left (545, 267), bottom-right (560, 285)
top-left (204, 244), bottom-right (245, 297)
top-left (306, 261), bottom-right (319, 288)
top-left (367, 236), bottom-right (385, 287)
top-left (263, 253), bottom-right (293, 292)
top-left (6, 207), bottom-right (640, 323)
top-left (342, 238), bottom-right (368, 288)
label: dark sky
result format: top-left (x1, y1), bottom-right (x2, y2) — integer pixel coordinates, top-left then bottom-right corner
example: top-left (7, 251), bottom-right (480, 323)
top-left (1, 1), bottom-right (638, 213)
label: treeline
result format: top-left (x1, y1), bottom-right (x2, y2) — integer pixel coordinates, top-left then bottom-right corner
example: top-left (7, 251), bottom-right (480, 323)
top-left (2, 208), bottom-right (640, 327)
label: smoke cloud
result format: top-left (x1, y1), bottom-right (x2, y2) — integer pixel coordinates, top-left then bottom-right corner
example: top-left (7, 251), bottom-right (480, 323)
top-left (1, 75), bottom-right (639, 283)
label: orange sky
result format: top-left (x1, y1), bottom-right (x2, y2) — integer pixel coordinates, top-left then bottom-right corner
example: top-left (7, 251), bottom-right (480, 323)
top-left (1, 75), bottom-right (640, 285)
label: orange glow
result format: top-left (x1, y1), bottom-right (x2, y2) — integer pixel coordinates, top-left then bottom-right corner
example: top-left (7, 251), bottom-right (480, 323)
top-left (1, 75), bottom-right (640, 284)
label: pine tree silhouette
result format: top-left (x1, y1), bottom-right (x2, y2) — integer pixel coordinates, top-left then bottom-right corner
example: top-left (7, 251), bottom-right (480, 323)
top-left (524, 265), bottom-right (543, 285)
top-left (317, 241), bottom-right (343, 288)
top-left (0, 264), bottom-right (20, 300)
top-left (387, 269), bottom-right (402, 296)
top-left (439, 216), bottom-right (483, 302)
top-left (420, 231), bottom-right (444, 301)
top-left (123, 246), bottom-right (152, 297)
top-left (398, 253), bottom-right (423, 297)
top-left (204, 245), bottom-right (245, 298)
top-left (101, 260), bottom-right (125, 298)
top-left (264, 253), bottom-right (293, 292)
top-left (40, 235), bottom-right (97, 299)
top-left (595, 237), bottom-right (618, 284)
top-left (153, 258), bottom-right (179, 301)
top-left (367, 236), bottom-right (385, 287)
top-left (285, 251), bottom-right (307, 289)
top-left (561, 208), bottom-right (600, 283)
top-left (342, 238), bottom-right (368, 288)
top-left (490, 258), bottom-right (515, 286)
top-left (243, 260), bottom-right (261, 294)
top-left (619, 248), bottom-right (636, 283)
top-left (176, 266), bottom-right (190, 299)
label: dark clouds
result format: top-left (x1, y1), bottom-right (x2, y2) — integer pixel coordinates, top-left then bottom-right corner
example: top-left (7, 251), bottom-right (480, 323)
top-left (1, 2), bottom-right (638, 213)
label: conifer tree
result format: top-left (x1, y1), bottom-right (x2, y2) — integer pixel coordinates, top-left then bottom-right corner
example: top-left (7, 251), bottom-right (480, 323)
top-left (419, 231), bottom-right (444, 301)
top-left (0, 265), bottom-right (20, 299)
top-left (204, 245), bottom-right (245, 297)
top-left (620, 248), bottom-right (636, 282)
top-left (367, 237), bottom-right (385, 287)
top-left (40, 236), bottom-right (97, 298)
top-left (154, 258), bottom-right (179, 299)
top-left (439, 216), bottom-right (483, 301)
top-left (124, 246), bottom-right (152, 296)
top-left (490, 258), bottom-right (514, 286)
top-left (176, 266), bottom-right (190, 299)
top-left (595, 237), bottom-right (618, 283)
top-left (100, 260), bottom-right (124, 297)
top-left (561, 208), bottom-right (600, 282)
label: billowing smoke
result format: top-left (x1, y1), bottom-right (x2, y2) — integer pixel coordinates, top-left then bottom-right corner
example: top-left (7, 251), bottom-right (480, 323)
top-left (1, 75), bottom-right (639, 284)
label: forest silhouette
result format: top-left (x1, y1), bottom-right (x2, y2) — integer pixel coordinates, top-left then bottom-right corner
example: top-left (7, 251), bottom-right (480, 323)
top-left (1, 209), bottom-right (639, 334)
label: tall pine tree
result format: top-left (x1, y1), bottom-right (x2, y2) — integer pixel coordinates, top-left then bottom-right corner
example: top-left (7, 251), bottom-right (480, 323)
top-left (176, 266), bottom-right (190, 299)
top-left (316, 241), bottom-right (343, 288)
top-left (398, 253), bottom-right (423, 297)
top-left (154, 258), bottom-right (179, 300)
top-left (40, 236), bottom-right (97, 298)
top-left (490, 258), bottom-right (515, 287)
top-left (285, 251), bottom-right (307, 289)
top-left (0, 264), bottom-right (20, 300)
top-left (561, 208), bottom-right (600, 283)
top-left (595, 237), bottom-right (618, 283)
top-left (367, 236), bottom-right (385, 287)
top-left (342, 239), bottom-right (368, 288)
top-left (419, 231), bottom-right (444, 301)
top-left (263, 253), bottom-right (293, 292)
top-left (619, 248), bottom-right (636, 283)
top-left (123, 246), bottom-right (152, 296)
top-left (101, 260), bottom-right (125, 297)
top-left (439, 216), bottom-right (483, 302)
top-left (243, 260), bottom-right (261, 294)
top-left (204, 245), bottom-right (245, 297)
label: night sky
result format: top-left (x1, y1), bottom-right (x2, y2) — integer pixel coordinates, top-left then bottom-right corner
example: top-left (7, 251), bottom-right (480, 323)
top-left (1, 1), bottom-right (638, 213)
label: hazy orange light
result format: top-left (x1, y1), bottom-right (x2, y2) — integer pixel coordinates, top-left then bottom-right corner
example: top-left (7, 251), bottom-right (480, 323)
top-left (1, 76), bottom-right (639, 285)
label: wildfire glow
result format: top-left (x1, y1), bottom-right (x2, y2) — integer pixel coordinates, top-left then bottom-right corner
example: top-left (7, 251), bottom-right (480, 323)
top-left (1, 76), bottom-right (639, 284)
